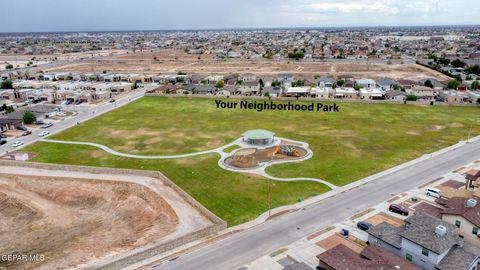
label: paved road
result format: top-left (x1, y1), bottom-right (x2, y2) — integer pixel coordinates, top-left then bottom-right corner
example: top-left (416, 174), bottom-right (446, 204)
top-left (1, 87), bottom-right (150, 155)
top-left (154, 139), bottom-right (480, 270)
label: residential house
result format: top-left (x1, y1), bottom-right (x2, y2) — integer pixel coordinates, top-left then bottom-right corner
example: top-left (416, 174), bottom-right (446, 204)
top-left (261, 86), bottom-right (282, 97)
top-left (216, 85), bottom-right (237, 96)
top-left (310, 87), bottom-right (332, 99)
top-left (408, 86), bottom-right (438, 100)
top-left (175, 84), bottom-right (196, 95)
top-left (398, 80), bottom-right (417, 90)
top-left (238, 81), bottom-right (260, 95)
top-left (0, 112), bottom-right (25, 131)
top-left (317, 244), bottom-right (420, 270)
top-left (368, 213), bottom-right (480, 270)
top-left (438, 197), bottom-right (480, 246)
top-left (419, 79), bottom-right (445, 90)
top-left (241, 73), bottom-right (257, 82)
top-left (192, 85), bottom-right (216, 95)
top-left (376, 78), bottom-right (398, 91)
top-left (356, 79), bottom-right (376, 89)
top-left (385, 90), bottom-right (407, 101)
top-left (359, 88), bottom-right (384, 100)
top-left (333, 88), bottom-right (358, 99)
top-left (284, 87), bottom-right (310, 97)
top-left (316, 77), bottom-right (336, 89)
top-left (439, 90), bottom-right (469, 103)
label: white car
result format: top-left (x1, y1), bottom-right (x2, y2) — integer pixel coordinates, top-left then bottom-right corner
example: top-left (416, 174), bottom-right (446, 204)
top-left (12, 141), bottom-right (24, 147)
top-left (38, 131), bottom-right (50, 137)
top-left (425, 187), bottom-right (441, 198)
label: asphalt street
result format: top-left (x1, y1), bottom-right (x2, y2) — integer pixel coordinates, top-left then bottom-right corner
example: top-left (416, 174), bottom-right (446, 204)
top-left (154, 138), bottom-right (480, 270)
top-left (1, 87), bottom-right (149, 155)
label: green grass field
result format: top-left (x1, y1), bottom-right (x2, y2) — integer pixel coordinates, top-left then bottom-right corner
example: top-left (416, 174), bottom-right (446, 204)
top-left (24, 96), bottom-right (480, 225)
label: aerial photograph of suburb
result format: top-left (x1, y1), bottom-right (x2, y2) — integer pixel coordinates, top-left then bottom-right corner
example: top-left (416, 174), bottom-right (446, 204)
top-left (0, 1), bottom-right (479, 270)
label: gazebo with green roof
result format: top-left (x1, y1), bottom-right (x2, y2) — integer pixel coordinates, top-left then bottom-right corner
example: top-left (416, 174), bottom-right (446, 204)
top-left (242, 129), bottom-right (275, 146)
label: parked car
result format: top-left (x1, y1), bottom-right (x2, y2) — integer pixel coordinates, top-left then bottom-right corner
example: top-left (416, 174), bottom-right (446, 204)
top-left (38, 131), bottom-right (50, 137)
top-left (389, 204), bottom-right (409, 216)
top-left (109, 99), bottom-right (116, 103)
top-left (57, 112), bottom-right (67, 117)
top-left (66, 100), bottom-right (74, 105)
top-left (75, 100), bottom-right (82, 105)
top-left (0, 140), bottom-right (6, 145)
top-left (41, 123), bottom-right (53, 129)
top-left (356, 221), bottom-right (373, 231)
top-left (0, 134), bottom-right (6, 139)
top-left (12, 141), bottom-right (24, 148)
top-left (22, 131), bottom-right (32, 136)
top-left (425, 187), bottom-right (441, 198)
top-left (34, 120), bottom-right (45, 125)
top-left (16, 126), bottom-right (27, 131)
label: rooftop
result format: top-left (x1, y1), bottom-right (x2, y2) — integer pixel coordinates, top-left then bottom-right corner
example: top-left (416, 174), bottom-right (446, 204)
top-left (317, 244), bottom-right (420, 270)
top-left (242, 129), bottom-right (275, 140)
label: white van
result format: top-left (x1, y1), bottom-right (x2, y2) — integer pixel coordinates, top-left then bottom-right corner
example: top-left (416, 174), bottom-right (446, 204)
top-left (425, 187), bottom-right (441, 198)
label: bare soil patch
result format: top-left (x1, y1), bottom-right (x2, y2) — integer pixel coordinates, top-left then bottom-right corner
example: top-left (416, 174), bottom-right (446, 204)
top-left (0, 174), bottom-right (178, 270)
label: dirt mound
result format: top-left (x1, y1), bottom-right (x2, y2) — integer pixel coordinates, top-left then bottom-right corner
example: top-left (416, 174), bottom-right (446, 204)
top-left (0, 174), bottom-right (178, 270)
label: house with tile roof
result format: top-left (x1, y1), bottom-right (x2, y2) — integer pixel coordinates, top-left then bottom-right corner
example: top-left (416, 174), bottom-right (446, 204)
top-left (439, 197), bottom-right (480, 246)
top-left (317, 243), bottom-right (420, 270)
top-left (367, 213), bottom-right (480, 270)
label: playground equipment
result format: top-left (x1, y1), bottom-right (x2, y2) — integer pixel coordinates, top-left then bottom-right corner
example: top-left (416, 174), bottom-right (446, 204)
top-left (273, 145), bottom-right (301, 157)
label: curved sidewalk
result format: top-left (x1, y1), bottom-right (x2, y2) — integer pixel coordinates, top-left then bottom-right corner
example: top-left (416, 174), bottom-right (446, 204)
top-left (40, 138), bottom-right (338, 190)
top-left (40, 139), bottom-right (228, 159)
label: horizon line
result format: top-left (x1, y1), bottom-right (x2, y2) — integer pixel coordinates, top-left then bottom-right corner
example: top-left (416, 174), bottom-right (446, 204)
top-left (1, 24), bottom-right (479, 35)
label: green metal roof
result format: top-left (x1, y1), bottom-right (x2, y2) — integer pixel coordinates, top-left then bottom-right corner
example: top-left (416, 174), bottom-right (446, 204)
top-left (242, 129), bottom-right (275, 140)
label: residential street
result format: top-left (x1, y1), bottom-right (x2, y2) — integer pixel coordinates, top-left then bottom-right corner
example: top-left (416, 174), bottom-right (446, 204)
top-left (0, 87), bottom-right (149, 155)
top-left (154, 138), bottom-right (480, 270)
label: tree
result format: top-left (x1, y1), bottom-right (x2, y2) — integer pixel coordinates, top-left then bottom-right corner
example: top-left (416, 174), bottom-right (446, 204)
top-left (215, 80), bottom-right (225, 89)
top-left (23, 111), bottom-right (36, 124)
top-left (259, 79), bottom-right (265, 88)
top-left (264, 92), bottom-right (270, 97)
top-left (336, 79), bottom-right (345, 87)
top-left (5, 106), bottom-right (14, 113)
top-left (451, 59), bottom-right (466, 68)
top-left (292, 80), bottom-right (304, 87)
top-left (287, 51), bottom-right (304, 60)
top-left (406, 95), bottom-right (418, 101)
top-left (0, 80), bottom-right (13, 89)
top-left (447, 79), bottom-right (460, 90)
top-left (271, 80), bottom-right (281, 87)
top-left (477, 97), bottom-right (480, 104)
top-left (437, 57), bottom-right (450, 65)
top-left (466, 65), bottom-right (480, 75)
top-left (424, 80), bottom-right (434, 88)
top-left (5, 64), bottom-right (13, 70)
top-left (471, 80), bottom-right (480, 90)
top-left (466, 75), bottom-right (473, 81)
top-left (354, 85), bottom-right (361, 91)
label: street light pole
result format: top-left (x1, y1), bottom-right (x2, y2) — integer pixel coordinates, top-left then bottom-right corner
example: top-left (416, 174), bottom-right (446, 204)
top-left (268, 181), bottom-right (271, 218)
top-left (467, 123), bottom-right (473, 143)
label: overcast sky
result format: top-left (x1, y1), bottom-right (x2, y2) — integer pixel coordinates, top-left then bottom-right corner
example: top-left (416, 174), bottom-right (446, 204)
top-left (3, 0), bottom-right (479, 33)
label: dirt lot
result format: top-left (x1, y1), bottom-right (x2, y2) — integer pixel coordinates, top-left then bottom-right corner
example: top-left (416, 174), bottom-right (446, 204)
top-left (365, 212), bottom-right (405, 227)
top-left (316, 234), bottom-right (364, 253)
top-left (0, 173), bottom-right (178, 270)
top-left (44, 49), bottom-right (451, 81)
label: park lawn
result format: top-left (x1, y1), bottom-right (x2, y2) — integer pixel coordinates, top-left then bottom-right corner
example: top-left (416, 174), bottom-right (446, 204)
top-left (45, 96), bottom-right (479, 185)
top-left (23, 142), bottom-right (330, 226)
top-left (23, 96), bottom-right (480, 223)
